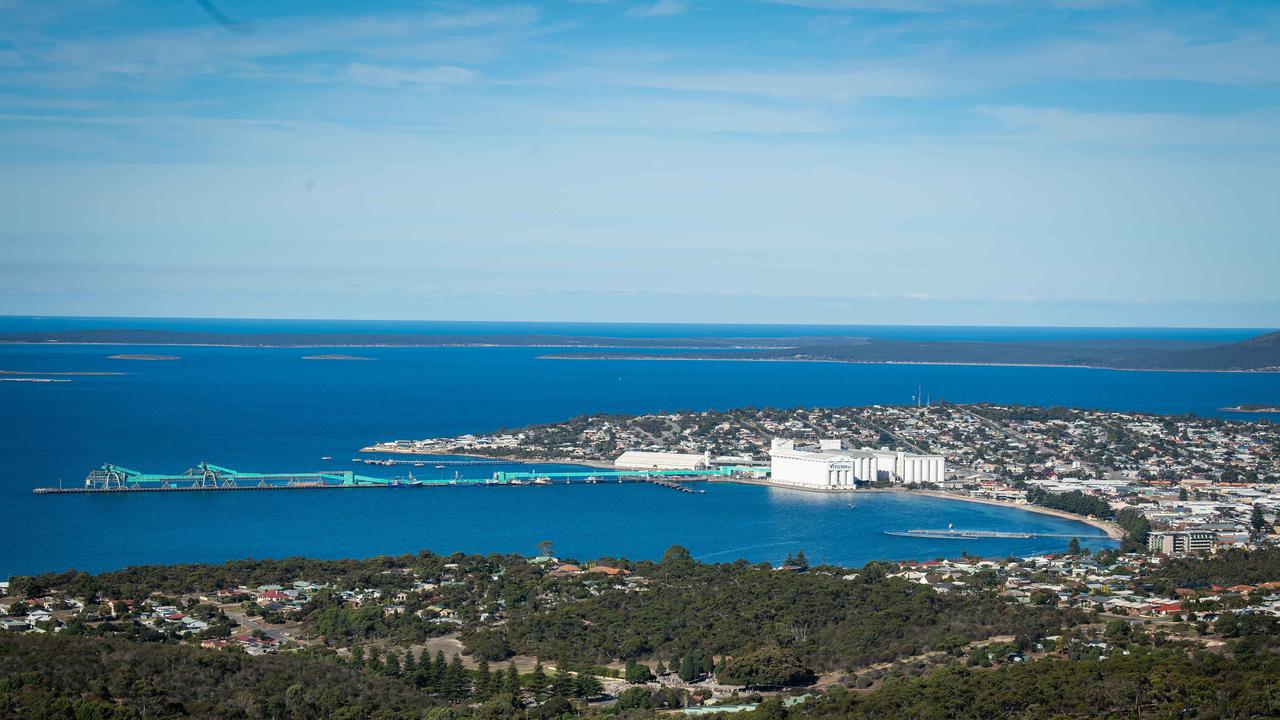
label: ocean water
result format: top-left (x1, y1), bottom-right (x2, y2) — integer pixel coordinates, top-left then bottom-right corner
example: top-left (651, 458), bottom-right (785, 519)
top-left (1, 318), bottom-right (1277, 578)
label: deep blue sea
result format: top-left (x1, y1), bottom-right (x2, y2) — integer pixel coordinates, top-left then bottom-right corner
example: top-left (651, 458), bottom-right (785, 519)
top-left (2, 318), bottom-right (1277, 578)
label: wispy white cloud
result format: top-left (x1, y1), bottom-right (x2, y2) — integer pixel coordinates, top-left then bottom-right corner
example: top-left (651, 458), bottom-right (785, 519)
top-left (766, 0), bottom-right (948, 11)
top-left (980, 106), bottom-right (1280, 146)
top-left (626, 1), bottom-right (687, 18)
top-left (1015, 29), bottom-right (1280, 84)
top-left (525, 96), bottom-right (837, 133)
top-left (344, 63), bottom-right (478, 89)
top-left (5, 5), bottom-right (543, 86)
top-left (765, 0), bottom-right (1137, 11)
top-left (576, 67), bottom-right (939, 102)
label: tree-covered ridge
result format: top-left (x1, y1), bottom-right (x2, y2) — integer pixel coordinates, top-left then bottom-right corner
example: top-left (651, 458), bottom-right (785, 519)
top-left (10, 553), bottom-right (467, 601)
top-left (464, 549), bottom-right (1084, 672)
top-left (8, 549), bottom-right (1280, 718)
top-left (1148, 547), bottom-right (1280, 589)
top-left (0, 634), bottom-right (435, 720)
top-left (11, 548), bottom-right (1085, 675)
top-left (788, 648), bottom-right (1280, 720)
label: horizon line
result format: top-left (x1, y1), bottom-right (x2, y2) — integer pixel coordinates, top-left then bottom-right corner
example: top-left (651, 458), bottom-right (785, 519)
top-left (2, 314), bottom-right (1274, 333)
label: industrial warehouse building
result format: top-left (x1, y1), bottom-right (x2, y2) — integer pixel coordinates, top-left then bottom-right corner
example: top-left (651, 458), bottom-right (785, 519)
top-left (768, 438), bottom-right (944, 490)
top-left (614, 450), bottom-right (711, 470)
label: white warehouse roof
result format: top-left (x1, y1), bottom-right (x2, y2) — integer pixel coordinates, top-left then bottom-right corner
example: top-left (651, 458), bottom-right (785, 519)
top-left (615, 450), bottom-right (710, 470)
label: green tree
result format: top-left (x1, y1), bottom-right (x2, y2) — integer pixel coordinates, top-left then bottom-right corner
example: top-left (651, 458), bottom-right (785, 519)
top-left (445, 654), bottom-right (469, 701)
top-left (551, 667), bottom-right (575, 697)
top-left (474, 657), bottom-right (492, 699)
top-left (432, 650), bottom-right (448, 690)
top-left (1068, 537), bottom-right (1082, 555)
top-left (753, 697), bottom-right (790, 720)
top-left (529, 660), bottom-right (547, 695)
top-left (505, 663), bottom-right (520, 699)
top-left (575, 672), bottom-right (603, 698)
top-left (402, 647), bottom-right (417, 678)
top-left (533, 695), bottom-right (572, 719)
top-left (616, 687), bottom-right (654, 710)
top-left (1252, 504), bottom-right (1268, 538)
top-left (717, 646), bottom-right (815, 687)
top-left (1106, 619), bottom-right (1131, 639)
top-left (625, 658), bottom-right (654, 684)
top-left (284, 683), bottom-right (308, 719)
top-left (661, 545), bottom-right (696, 574)
top-left (678, 653), bottom-right (698, 682)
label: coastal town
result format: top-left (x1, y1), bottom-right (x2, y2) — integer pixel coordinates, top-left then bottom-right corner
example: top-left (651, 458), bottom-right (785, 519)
top-left (365, 403), bottom-right (1280, 556)
top-left (4, 404), bottom-right (1278, 714)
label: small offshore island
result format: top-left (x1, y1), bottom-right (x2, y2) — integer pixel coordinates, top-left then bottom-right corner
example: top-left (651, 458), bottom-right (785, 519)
top-left (1223, 403), bottom-right (1280, 413)
top-left (107, 353), bottom-right (180, 361)
top-left (301, 354), bottom-right (374, 361)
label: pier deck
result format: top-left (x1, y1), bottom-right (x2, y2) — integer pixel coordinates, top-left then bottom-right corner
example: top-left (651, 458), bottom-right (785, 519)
top-left (34, 463), bottom-right (763, 494)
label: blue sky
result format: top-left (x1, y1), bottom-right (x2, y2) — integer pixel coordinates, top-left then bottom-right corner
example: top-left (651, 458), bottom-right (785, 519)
top-left (0, 0), bottom-right (1277, 326)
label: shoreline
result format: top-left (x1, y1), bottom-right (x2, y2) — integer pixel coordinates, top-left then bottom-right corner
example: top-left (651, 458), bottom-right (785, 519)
top-left (396, 448), bottom-right (1121, 538)
top-left (893, 489), bottom-right (1125, 540)
top-left (712, 477), bottom-right (1124, 540)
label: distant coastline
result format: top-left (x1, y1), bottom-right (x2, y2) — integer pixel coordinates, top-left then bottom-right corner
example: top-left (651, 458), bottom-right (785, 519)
top-left (540, 353), bottom-right (1277, 375)
top-left (1221, 404), bottom-right (1280, 413)
top-left (3, 327), bottom-right (1277, 373)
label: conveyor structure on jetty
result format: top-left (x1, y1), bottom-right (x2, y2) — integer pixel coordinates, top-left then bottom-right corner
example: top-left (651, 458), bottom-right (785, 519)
top-left (356, 457), bottom-right (507, 467)
top-left (885, 529), bottom-right (1109, 540)
top-left (33, 462), bottom-right (394, 494)
top-left (34, 463), bottom-right (765, 495)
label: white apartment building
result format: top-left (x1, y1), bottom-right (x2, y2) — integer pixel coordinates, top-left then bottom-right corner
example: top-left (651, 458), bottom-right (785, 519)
top-left (768, 438), bottom-right (945, 490)
top-left (1147, 530), bottom-right (1217, 556)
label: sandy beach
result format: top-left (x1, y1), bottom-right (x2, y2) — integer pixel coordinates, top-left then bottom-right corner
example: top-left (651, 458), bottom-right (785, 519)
top-left (894, 489), bottom-right (1126, 540)
top-left (712, 477), bottom-right (1124, 540)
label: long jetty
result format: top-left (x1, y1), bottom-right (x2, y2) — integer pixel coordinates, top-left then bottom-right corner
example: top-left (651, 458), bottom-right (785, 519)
top-left (34, 463), bottom-right (754, 495)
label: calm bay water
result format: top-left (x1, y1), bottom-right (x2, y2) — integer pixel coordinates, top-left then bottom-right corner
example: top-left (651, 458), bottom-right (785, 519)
top-left (2, 319), bottom-right (1277, 577)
